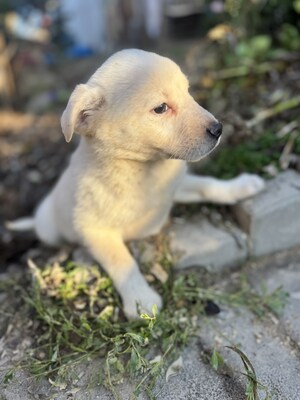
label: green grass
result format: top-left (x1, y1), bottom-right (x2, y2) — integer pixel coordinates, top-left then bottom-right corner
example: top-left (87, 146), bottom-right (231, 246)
top-left (0, 258), bottom-right (287, 399)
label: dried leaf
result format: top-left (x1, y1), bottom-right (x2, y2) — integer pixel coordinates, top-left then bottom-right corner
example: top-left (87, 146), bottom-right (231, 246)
top-left (48, 377), bottom-right (67, 390)
top-left (150, 263), bottom-right (168, 284)
top-left (166, 356), bottom-right (183, 382)
top-left (27, 259), bottom-right (46, 289)
top-left (207, 24), bottom-right (231, 41)
top-left (149, 355), bottom-right (162, 364)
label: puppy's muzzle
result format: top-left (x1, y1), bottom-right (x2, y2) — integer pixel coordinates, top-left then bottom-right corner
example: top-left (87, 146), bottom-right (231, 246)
top-left (206, 121), bottom-right (223, 140)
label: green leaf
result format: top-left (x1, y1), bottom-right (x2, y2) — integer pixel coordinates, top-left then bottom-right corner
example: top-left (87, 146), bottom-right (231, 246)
top-left (3, 370), bottom-right (14, 385)
top-left (82, 320), bottom-right (92, 331)
top-left (126, 332), bottom-right (144, 344)
top-left (51, 343), bottom-right (59, 362)
top-left (250, 35), bottom-right (271, 54)
top-left (293, 0), bottom-right (300, 13)
top-left (130, 348), bottom-right (141, 374)
top-left (140, 313), bottom-right (151, 320)
top-left (210, 349), bottom-right (224, 371)
top-left (152, 304), bottom-right (158, 317)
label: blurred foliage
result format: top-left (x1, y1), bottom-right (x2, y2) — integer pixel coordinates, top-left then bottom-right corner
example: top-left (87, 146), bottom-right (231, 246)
top-left (234, 35), bottom-right (272, 62)
top-left (201, 131), bottom-right (300, 179)
top-left (219, 0), bottom-right (300, 66)
top-left (224, 0), bottom-right (300, 40)
top-left (198, 0), bottom-right (300, 179)
top-left (279, 23), bottom-right (300, 51)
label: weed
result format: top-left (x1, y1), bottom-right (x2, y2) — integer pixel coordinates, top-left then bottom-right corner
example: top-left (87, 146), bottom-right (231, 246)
top-left (211, 346), bottom-right (272, 400)
top-left (210, 348), bottom-right (224, 371)
top-left (23, 261), bottom-right (200, 398)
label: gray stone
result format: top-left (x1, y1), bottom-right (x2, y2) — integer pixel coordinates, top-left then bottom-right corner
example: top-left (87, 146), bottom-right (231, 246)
top-left (169, 216), bottom-right (248, 271)
top-left (233, 170), bottom-right (300, 257)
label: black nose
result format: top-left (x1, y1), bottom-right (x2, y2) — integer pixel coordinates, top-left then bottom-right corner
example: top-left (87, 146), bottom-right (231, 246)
top-left (206, 122), bottom-right (223, 139)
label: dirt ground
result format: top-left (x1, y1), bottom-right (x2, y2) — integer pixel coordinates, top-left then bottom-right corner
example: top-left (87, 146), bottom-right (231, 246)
top-left (0, 112), bottom-right (73, 267)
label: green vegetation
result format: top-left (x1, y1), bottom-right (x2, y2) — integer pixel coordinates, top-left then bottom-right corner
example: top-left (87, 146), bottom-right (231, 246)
top-left (2, 258), bottom-right (288, 399)
top-left (200, 130), bottom-right (300, 179)
top-left (212, 346), bottom-right (272, 400)
top-left (193, 0), bottom-right (300, 183)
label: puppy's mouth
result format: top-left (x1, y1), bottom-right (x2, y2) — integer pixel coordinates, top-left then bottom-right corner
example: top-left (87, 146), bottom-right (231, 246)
top-left (185, 136), bottom-right (221, 162)
top-left (156, 136), bottom-right (220, 162)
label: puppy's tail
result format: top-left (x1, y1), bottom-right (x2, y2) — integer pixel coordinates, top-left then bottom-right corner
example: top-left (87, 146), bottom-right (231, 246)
top-left (5, 217), bottom-right (35, 231)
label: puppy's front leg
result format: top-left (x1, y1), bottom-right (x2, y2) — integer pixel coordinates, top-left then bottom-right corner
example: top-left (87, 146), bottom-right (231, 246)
top-left (81, 229), bottom-right (162, 319)
top-left (175, 173), bottom-right (265, 205)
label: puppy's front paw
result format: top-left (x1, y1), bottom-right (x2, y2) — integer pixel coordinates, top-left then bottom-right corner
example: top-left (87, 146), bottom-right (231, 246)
top-left (232, 173), bottom-right (265, 202)
top-left (118, 268), bottom-right (162, 319)
top-left (122, 285), bottom-right (162, 320)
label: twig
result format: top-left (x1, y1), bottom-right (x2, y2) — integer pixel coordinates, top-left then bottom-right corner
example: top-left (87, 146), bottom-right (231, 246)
top-left (211, 61), bottom-right (281, 80)
top-left (279, 130), bottom-right (298, 170)
top-left (276, 120), bottom-right (298, 138)
top-left (246, 96), bottom-right (300, 128)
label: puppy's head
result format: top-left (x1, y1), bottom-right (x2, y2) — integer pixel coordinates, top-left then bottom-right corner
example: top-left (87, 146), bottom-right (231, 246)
top-left (61, 49), bottom-right (222, 161)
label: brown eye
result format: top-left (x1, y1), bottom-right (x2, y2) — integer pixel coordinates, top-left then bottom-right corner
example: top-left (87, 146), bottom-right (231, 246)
top-left (153, 103), bottom-right (169, 114)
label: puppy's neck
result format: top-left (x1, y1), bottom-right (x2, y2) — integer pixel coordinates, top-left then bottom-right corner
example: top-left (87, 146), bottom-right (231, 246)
top-left (78, 137), bottom-right (181, 165)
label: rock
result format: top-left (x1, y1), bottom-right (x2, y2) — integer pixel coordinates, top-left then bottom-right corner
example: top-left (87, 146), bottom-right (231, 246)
top-left (233, 170), bottom-right (300, 257)
top-left (169, 216), bottom-right (248, 271)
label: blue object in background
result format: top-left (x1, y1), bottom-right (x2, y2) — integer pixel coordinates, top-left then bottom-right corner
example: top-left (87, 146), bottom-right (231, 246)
top-left (65, 45), bottom-right (94, 59)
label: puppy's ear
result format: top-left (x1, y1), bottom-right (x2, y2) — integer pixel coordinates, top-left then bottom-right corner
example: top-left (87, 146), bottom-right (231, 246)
top-left (61, 84), bottom-right (104, 143)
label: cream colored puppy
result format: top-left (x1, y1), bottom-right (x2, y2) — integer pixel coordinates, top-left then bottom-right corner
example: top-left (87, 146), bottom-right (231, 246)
top-left (10, 49), bottom-right (265, 318)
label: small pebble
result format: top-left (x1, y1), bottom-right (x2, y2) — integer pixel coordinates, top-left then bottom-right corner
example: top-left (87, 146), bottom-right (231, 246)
top-left (204, 300), bottom-right (221, 315)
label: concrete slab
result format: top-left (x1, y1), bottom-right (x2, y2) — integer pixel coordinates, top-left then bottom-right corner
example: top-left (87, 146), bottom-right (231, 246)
top-left (153, 342), bottom-right (245, 400)
top-left (248, 258), bottom-right (300, 348)
top-left (198, 308), bottom-right (300, 400)
top-left (233, 170), bottom-right (300, 257)
top-left (169, 216), bottom-right (248, 271)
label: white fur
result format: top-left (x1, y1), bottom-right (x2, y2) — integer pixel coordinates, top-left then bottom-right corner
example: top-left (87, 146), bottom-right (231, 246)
top-left (6, 217), bottom-right (34, 231)
top-left (13, 50), bottom-right (266, 318)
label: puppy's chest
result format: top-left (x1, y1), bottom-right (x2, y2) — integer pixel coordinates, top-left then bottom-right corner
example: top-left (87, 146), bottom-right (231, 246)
top-left (118, 169), bottom-right (182, 238)
top-left (114, 166), bottom-right (181, 215)
top-left (77, 160), bottom-right (185, 230)
top-left (128, 180), bottom-right (171, 212)
top-left (127, 160), bottom-right (185, 203)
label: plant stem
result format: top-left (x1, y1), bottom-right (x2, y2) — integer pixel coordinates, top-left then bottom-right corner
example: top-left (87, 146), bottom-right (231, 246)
top-left (247, 96), bottom-right (300, 128)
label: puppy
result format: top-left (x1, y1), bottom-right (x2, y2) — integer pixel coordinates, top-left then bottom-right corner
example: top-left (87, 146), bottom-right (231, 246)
top-left (9, 49), bottom-right (265, 318)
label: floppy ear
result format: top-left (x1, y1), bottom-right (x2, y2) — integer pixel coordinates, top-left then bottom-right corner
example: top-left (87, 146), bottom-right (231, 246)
top-left (60, 84), bottom-right (105, 143)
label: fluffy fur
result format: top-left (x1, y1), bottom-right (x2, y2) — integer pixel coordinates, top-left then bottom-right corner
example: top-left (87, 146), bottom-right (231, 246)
top-left (12, 50), bottom-right (265, 318)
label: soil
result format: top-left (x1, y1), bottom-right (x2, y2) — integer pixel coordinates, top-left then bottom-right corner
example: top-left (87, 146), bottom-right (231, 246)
top-left (0, 111), bottom-right (78, 270)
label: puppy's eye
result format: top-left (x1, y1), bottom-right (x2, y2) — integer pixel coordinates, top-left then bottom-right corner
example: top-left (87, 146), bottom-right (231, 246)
top-left (153, 103), bottom-right (169, 114)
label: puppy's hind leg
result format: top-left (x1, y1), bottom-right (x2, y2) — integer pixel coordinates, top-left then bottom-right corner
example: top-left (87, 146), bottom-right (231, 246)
top-left (175, 173), bottom-right (265, 205)
top-left (80, 228), bottom-right (162, 319)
